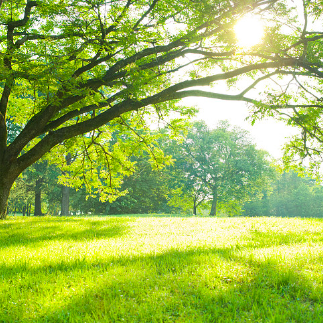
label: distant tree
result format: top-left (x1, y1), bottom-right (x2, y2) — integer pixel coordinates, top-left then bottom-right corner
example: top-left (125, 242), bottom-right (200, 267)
top-left (168, 121), bottom-right (272, 216)
top-left (243, 170), bottom-right (323, 218)
top-left (107, 158), bottom-right (173, 214)
top-left (165, 133), bottom-right (209, 215)
top-left (61, 153), bottom-right (72, 216)
top-left (7, 175), bottom-right (33, 216)
top-left (8, 160), bottom-right (62, 216)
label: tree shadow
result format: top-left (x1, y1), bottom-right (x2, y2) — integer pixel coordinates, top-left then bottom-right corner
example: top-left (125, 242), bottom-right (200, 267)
top-left (1, 244), bottom-right (322, 322)
top-left (1, 217), bottom-right (323, 321)
top-left (246, 226), bottom-right (323, 248)
top-left (0, 217), bottom-right (133, 248)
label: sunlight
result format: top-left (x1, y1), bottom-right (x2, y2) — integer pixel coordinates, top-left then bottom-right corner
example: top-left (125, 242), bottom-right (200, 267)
top-left (234, 15), bottom-right (264, 48)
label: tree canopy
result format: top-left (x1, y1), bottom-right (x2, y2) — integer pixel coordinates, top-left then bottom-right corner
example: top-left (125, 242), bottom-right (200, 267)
top-left (167, 121), bottom-right (272, 216)
top-left (243, 170), bottom-right (323, 218)
top-left (1, 0), bottom-right (323, 218)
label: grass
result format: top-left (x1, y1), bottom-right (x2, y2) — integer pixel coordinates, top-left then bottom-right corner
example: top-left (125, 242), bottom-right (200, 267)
top-left (0, 216), bottom-right (323, 322)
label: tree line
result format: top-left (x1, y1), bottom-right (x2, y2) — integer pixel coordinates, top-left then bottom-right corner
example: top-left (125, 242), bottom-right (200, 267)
top-left (7, 120), bottom-right (323, 218)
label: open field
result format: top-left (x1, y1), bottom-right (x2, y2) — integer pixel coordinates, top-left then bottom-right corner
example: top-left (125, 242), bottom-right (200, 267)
top-left (0, 216), bottom-right (323, 322)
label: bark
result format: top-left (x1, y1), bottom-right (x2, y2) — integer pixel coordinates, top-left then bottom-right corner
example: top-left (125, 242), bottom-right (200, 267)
top-left (193, 197), bottom-right (197, 215)
top-left (193, 203), bottom-right (197, 216)
top-left (61, 153), bottom-right (71, 216)
top-left (0, 179), bottom-right (13, 219)
top-left (34, 178), bottom-right (42, 216)
top-left (209, 189), bottom-right (218, 216)
top-left (61, 185), bottom-right (70, 216)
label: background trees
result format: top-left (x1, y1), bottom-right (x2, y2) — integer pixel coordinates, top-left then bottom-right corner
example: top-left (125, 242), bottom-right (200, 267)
top-left (8, 120), bottom-right (279, 217)
top-left (166, 121), bottom-right (273, 216)
top-left (243, 171), bottom-right (323, 218)
top-left (8, 119), bottom-right (323, 218)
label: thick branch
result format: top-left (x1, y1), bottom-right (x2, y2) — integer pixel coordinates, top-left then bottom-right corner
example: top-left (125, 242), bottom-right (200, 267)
top-left (6, 1), bottom-right (38, 28)
top-left (13, 32), bottom-right (84, 47)
top-left (169, 89), bottom-right (253, 103)
top-left (153, 59), bottom-right (298, 100)
top-left (132, 0), bottom-right (159, 31)
top-left (13, 99), bottom-right (142, 174)
top-left (7, 20), bottom-right (229, 155)
top-left (283, 35), bottom-right (323, 53)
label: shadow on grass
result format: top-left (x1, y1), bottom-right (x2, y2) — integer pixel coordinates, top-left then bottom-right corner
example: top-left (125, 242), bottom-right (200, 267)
top-left (0, 216), bottom-right (134, 248)
top-left (1, 244), bottom-right (322, 322)
top-left (246, 228), bottom-right (323, 248)
top-left (1, 217), bottom-right (323, 322)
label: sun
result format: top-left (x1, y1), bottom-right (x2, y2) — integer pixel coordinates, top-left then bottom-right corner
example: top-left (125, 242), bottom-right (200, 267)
top-left (234, 15), bottom-right (264, 48)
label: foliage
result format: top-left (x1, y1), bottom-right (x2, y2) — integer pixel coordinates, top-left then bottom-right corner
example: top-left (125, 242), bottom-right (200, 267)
top-left (167, 121), bottom-right (273, 215)
top-left (106, 157), bottom-right (175, 214)
top-left (243, 170), bottom-right (323, 218)
top-left (8, 161), bottom-right (62, 216)
top-left (1, 0), bottom-right (323, 218)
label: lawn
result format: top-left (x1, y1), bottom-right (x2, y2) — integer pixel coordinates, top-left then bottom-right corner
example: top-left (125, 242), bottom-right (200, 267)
top-left (0, 215), bottom-right (323, 322)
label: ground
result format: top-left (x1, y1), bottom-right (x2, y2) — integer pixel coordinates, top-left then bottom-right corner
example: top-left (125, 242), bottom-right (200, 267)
top-left (0, 215), bottom-right (322, 322)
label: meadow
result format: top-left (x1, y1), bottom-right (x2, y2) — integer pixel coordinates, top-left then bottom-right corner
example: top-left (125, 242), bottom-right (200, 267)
top-left (0, 215), bottom-right (323, 322)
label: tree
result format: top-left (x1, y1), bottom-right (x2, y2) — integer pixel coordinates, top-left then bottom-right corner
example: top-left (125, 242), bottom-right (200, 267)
top-left (7, 159), bottom-right (62, 216)
top-left (243, 170), bottom-right (323, 218)
top-left (164, 131), bottom-right (209, 215)
top-left (60, 153), bottom-right (71, 216)
top-left (7, 175), bottom-right (33, 216)
top-left (1, 0), bottom-right (323, 218)
top-left (107, 157), bottom-right (174, 214)
top-left (170, 121), bottom-right (272, 216)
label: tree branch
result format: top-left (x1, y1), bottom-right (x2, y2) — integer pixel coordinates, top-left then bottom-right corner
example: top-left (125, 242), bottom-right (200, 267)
top-left (6, 1), bottom-right (38, 28)
top-left (132, 0), bottom-right (159, 31)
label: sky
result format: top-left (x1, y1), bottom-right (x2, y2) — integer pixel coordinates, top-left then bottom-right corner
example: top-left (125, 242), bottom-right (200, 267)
top-left (181, 96), bottom-right (299, 159)
top-left (178, 5), bottom-right (305, 161)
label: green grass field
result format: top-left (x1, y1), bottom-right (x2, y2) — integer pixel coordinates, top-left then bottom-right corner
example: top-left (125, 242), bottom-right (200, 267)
top-left (0, 215), bottom-right (323, 322)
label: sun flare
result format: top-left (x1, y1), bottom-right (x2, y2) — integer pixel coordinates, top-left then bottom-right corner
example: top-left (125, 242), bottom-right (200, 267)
top-left (234, 16), bottom-right (264, 48)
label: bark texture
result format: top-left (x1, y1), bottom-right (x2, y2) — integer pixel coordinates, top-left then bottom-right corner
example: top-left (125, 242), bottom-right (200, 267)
top-left (209, 189), bottom-right (218, 216)
top-left (0, 177), bottom-right (14, 219)
top-left (34, 178), bottom-right (42, 216)
top-left (61, 185), bottom-right (70, 216)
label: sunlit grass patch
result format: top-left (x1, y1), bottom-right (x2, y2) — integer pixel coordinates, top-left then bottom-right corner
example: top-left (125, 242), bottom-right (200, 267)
top-left (0, 216), bottom-right (323, 322)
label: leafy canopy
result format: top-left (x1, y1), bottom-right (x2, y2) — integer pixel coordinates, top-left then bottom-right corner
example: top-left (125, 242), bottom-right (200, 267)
top-left (167, 121), bottom-right (273, 215)
top-left (1, 0), bottom-right (323, 202)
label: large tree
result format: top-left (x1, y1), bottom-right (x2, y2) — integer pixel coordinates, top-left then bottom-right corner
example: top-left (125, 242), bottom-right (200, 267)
top-left (1, 0), bottom-right (323, 218)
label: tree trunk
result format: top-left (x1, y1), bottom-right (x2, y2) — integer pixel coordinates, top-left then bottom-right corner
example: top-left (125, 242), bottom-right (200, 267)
top-left (34, 178), bottom-right (42, 216)
top-left (193, 198), bottom-right (197, 215)
top-left (61, 153), bottom-right (71, 216)
top-left (61, 185), bottom-right (70, 216)
top-left (209, 189), bottom-right (218, 216)
top-left (0, 180), bottom-right (13, 219)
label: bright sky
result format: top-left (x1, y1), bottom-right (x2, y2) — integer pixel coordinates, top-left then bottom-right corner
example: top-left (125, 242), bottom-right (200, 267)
top-left (181, 97), bottom-right (299, 160)
top-left (179, 7), bottom-right (302, 160)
